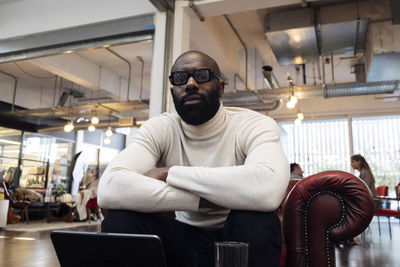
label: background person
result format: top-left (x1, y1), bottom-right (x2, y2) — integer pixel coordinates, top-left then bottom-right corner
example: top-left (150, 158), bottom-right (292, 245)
top-left (350, 154), bottom-right (377, 196)
top-left (290, 163), bottom-right (304, 179)
top-left (99, 50), bottom-right (289, 267)
top-left (70, 151), bottom-right (88, 197)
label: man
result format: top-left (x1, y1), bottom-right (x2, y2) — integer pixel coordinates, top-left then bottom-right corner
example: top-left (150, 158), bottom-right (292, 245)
top-left (290, 163), bottom-right (304, 179)
top-left (98, 51), bottom-right (289, 267)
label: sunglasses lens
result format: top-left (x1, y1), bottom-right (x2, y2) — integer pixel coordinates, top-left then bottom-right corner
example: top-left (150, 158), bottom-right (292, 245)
top-left (170, 69), bottom-right (213, 85)
top-left (193, 69), bottom-right (210, 83)
top-left (172, 72), bottom-right (189, 85)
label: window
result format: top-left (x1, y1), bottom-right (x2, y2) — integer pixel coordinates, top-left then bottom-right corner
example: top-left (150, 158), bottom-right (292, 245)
top-left (352, 115), bottom-right (400, 191)
top-left (280, 115), bottom-right (400, 194)
top-left (280, 118), bottom-right (350, 177)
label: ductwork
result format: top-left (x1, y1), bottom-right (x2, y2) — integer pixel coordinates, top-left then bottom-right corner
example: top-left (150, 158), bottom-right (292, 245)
top-left (256, 80), bottom-right (399, 99)
top-left (222, 90), bottom-right (282, 111)
top-left (264, 3), bottom-right (372, 65)
top-left (265, 0), bottom-right (399, 84)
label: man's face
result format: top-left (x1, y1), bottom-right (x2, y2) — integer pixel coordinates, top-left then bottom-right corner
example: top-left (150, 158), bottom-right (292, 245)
top-left (170, 53), bottom-right (224, 125)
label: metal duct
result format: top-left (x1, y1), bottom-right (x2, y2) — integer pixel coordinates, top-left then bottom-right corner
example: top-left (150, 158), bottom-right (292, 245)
top-left (264, 3), bottom-right (374, 65)
top-left (222, 90), bottom-right (282, 111)
top-left (257, 80), bottom-right (399, 99)
top-left (325, 81), bottom-right (399, 97)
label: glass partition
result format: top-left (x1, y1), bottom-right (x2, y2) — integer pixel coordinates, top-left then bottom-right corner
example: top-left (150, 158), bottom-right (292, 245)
top-left (19, 159), bottom-right (47, 188)
top-left (19, 132), bottom-right (74, 189)
top-left (0, 127), bottom-right (22, 187)
top-left (22, 133), bottom-right (51, 161)
top-left (47, 140), bottom-right (74, 190)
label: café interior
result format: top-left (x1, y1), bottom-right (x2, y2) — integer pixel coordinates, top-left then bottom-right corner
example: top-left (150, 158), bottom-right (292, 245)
top-left (0, 0), bottom-right (399, 266)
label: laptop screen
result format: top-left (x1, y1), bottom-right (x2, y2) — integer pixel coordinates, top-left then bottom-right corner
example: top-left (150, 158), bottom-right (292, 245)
top-left (51, 230), bottom-right (167, 267)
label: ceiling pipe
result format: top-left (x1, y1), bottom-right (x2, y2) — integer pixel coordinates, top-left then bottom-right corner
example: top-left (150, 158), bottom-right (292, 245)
top-left (321, 56), bottom-right (326, 86)
top-left (262, 66), bottom-right (279, 89)
top-left (257, 80), bottom-right (399, 99)
top-left (0, 70), bottom-right (18, 112)
top-left (224, 14), bottom-right (248, 90)
top-left (106, 47), bottom-right (132, 101)
top-left (312, 61), bottom-right (316, 85)
top-left (234, 73), bottom-right (245, 91)
top-left (331, 54), bottom-right (335, 84)
top-left (222, 91), bottom-right (282, 112)
top-left (188, 0), bottom-right (205, 22)
top-left (136, 56), bottom-right (144, 102)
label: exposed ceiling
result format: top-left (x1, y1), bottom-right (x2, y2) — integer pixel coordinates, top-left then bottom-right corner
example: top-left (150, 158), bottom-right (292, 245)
top-left (0, 0), bottom-right (399, 132)
top-left (0, 40), bottom-right (153, 131)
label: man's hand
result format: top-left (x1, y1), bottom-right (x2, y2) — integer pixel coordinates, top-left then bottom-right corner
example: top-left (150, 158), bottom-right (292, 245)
top-left (144, 167), bottom-right (170, 182)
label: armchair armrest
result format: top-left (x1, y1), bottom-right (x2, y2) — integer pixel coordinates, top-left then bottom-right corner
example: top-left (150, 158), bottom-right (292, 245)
top-left (282, 170), bottom-right (374, 267)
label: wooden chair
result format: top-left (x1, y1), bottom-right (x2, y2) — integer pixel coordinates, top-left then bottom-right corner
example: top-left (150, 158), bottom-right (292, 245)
top-left (373, 184), bottom-right (400, 239)
top-left (2, 181), bottom-right (31, 224)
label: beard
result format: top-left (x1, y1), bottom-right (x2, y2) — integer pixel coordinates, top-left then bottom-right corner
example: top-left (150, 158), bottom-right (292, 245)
top-left (172, 87), bottom-right (220, 125)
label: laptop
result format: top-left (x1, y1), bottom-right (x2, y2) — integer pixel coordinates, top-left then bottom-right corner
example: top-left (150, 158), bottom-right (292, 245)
top-left (51, 230), bottom-right (167, 267)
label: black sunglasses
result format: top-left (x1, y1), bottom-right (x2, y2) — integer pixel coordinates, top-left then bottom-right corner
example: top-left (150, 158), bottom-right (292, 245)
top-left (169, 68), bottom-right (222, 86)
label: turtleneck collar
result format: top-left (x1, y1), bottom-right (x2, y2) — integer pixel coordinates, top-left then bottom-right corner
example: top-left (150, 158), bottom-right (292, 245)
top-left (180, 102), bottom-right (226, 140)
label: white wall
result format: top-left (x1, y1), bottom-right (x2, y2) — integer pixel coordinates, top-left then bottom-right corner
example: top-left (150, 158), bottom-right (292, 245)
top-left (0, 0), bottom-right (156, 40)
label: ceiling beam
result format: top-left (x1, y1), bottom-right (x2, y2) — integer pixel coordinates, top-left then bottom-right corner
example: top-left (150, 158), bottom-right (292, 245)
top-left (0, 15), bottom-right (155, 62)
top-left (28, 54), bottom-right (126, 99)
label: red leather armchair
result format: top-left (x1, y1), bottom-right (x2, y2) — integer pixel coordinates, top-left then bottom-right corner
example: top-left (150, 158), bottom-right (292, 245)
top-left (281, 171), bottom-right (374, 267)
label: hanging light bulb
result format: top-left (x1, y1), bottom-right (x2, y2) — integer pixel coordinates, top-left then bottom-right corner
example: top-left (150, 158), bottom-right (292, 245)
top-left (88, 124), bottom-right (96, 132)
top-left (297, 112), bottom-right (304, 120)
top-left (105, 126), bottom-right (113, 137)
top-left (104, 137), bottom-right (111, 144)
top-left (91, 115), bottom-right (99, 125)
top-left (286, 100), bottom-right (296, 109)
top-left (294, 118), bottom-right (302, 126)
top-left (64, 121), bottom-right (74, 132)
top-left (290, 95), bottom-right (298, 104)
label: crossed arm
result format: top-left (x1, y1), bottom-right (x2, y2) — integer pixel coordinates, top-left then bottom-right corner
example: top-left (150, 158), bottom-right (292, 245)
top-left (144, 167), bottom-right (222, 209)
top-left (98, 117), bottom-right (289, 213)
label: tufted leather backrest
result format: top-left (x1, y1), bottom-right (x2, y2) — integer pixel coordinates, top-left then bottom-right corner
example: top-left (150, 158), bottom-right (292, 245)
top-left (282, 171), bottom-right (374, 267)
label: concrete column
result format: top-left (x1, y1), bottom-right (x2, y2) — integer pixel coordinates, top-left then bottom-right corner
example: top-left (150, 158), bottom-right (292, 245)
top-left (166, 2), bottom-right (192, 112)
top-left (172, 2), bottom-right (191, 61)
top-left (149, 11), bottom-right (167, 117)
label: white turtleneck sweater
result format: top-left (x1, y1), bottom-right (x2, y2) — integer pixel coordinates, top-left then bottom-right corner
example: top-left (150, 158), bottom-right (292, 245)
top-left (98, 105), bottom-right (289, 228)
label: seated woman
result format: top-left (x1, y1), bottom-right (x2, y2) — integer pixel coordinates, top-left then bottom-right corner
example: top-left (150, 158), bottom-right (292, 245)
top-left (350, 154), bottom-right (377, 196)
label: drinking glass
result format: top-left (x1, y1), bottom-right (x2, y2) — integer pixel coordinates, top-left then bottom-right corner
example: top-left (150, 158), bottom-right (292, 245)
top-left (214, 241), bottom-right (249, 267)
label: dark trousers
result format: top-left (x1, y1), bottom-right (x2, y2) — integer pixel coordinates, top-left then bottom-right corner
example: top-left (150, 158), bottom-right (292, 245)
top-left (101, 210), bottom-right (281, 267)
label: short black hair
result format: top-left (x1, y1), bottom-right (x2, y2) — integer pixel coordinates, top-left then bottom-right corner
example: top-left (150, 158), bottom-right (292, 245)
top-left (290, 163), bottom-right (300, 173)
top-left (171, 50), bottom-right (221, 77)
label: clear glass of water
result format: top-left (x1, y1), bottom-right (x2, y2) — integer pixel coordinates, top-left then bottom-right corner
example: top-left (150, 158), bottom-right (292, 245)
top-left (215, 241), bottom-right (249, 267)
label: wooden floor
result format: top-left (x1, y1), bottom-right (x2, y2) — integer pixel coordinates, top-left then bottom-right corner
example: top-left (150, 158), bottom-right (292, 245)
top-left (0, 218), bottom-right (399, 266)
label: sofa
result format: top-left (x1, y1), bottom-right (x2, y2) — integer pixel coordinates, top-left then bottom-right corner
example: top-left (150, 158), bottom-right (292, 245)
top-left (280, 170), bottom-right (374, 267)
